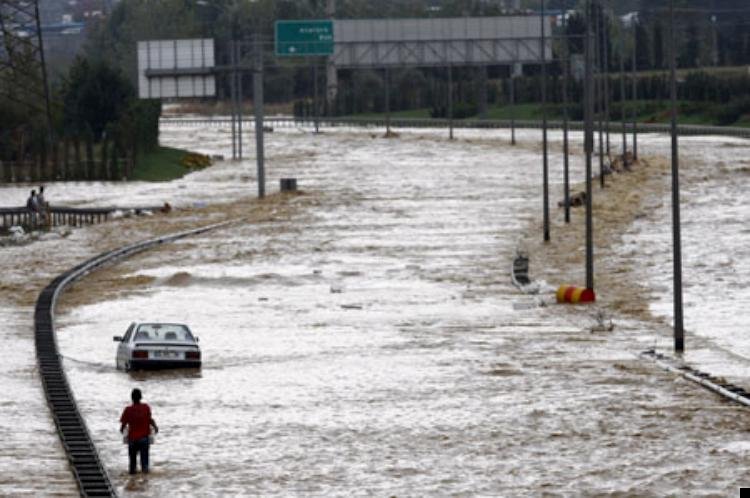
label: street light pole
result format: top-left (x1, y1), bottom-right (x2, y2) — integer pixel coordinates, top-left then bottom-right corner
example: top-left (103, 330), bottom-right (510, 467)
top-left (230, 40), bottom-right (237, 161)
top-left (541, 0), bottom-right (550, 242)
top-left (619, 25), bottom-right (628, 167)
top-left (669, 0), bottom-right (685, 353)
top-left (595, 2), bottom-right (605, 188)
top-left (313, 60), bottom-right (320, 133)
top-left (509, 69), bottom-right (516, 146)
top-left (603, 9), bottom-right (611, 160)
top-left (584, 0), bottom-right (595, 290)
top-left (448, 64), bottom-right (454, 140)
top-left (562, 10), bottom-right (571, 224)
top-left (632, 19), bottom-right (638, 161)
top-left (253, 34), bottom-right (266, 198)
top-left (385, 67), bottom-right (391, 136)
top-left (236, 42), bottom-right (243, 160)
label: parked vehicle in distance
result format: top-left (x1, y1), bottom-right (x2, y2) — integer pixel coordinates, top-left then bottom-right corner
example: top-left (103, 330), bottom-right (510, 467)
top-left (114, 322), bottom-right (201, 371)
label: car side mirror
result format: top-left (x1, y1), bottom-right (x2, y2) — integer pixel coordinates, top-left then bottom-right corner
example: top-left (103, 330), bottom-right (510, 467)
top-left (113, 336), bottom-right (123, 342)
top-left (195, 337), bottom-right (200, 343)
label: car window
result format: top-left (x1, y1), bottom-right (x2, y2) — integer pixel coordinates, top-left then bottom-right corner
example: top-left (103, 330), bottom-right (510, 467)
top-left (123, 323), bottom-right (135, 342)
top-left (135, 323), bottom-right (195, 342)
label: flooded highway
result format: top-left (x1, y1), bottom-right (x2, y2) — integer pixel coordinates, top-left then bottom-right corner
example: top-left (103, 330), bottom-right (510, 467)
top-left (3, 124), bottom-right (750, 495)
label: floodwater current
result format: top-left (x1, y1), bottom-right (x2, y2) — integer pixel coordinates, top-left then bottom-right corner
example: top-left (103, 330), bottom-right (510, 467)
top-left (2, 123), bottom-right (750, 496)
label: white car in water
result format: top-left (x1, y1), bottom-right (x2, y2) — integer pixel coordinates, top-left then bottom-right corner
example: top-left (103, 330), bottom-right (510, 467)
top-left (114, 322), bottom-right (201, 371)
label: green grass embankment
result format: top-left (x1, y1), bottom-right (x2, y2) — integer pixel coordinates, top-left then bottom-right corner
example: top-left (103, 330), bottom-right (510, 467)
top-left (344, 101), bottom-right (750, 128)
top-left (131, 146), bottom-right (209, 182)
top-left (344, 109), bottom-right (433, 119)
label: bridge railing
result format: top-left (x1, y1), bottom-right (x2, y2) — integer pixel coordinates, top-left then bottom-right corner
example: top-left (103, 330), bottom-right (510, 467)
top-left (0, 205), bottom-right (166, 231)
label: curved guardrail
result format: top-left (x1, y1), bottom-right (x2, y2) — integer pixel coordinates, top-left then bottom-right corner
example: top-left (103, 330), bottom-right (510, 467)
top-left (35, 220), bottom-right (235, 497)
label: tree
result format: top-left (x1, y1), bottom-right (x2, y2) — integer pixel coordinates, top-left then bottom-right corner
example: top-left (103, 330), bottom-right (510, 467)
top-left (652, 21), bottom-right (664, 69)
top-left (565, 11), bottom-right (586, 55)
top-left (339, 0), bottom-right (430, 18)
top-left (634, 22), bottom-right (650, 70)
top-left (727, 20), bottom-right (750, 65)
top-left (62, 57), bottom-right (135, 141)
top-left (85, 0), bottom-right (205, 83)
top-left (678, 24), bottom-right (699, 68)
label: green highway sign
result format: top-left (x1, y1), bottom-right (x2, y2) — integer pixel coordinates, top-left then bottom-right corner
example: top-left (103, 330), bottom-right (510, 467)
top-left (275, 20), bottom-right (334, 56)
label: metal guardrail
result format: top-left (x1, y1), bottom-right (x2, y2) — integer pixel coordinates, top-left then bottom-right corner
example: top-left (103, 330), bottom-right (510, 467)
top-left (508, 253), bottom-right (750, 409)
top-left (35, 220), bottom-right (236, 497)
top-left (641, 350), bottom-right (750, 408)
top-left (160, 116), bottom-right (750, 139)
top-left (1, 205), bottom-right (166, 230)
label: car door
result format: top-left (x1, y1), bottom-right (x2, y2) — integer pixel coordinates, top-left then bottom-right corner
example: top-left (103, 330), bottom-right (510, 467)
top-left (117, 323), bottom-right (135, 368)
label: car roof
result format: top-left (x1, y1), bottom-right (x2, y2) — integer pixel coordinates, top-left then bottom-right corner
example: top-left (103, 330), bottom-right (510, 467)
top-left (130, 323), bottom-right (196, 342)
top-left (136, 322), bottom-right (189, 327)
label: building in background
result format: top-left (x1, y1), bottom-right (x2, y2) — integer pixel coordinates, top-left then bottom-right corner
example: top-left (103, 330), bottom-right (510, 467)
top-left (37, 0), bottom-right (114, 75)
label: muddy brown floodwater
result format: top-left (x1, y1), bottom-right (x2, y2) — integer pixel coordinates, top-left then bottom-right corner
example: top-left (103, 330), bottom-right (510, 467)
top-left (2, 126), bottom-right (750, 496)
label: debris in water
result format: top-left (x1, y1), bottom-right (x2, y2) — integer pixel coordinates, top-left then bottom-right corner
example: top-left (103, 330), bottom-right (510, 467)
top-left (590, 309), bottom-right (614, 332)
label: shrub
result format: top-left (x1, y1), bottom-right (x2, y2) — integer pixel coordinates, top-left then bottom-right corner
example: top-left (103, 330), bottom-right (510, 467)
top-left (714, 97), bottom-right (750, 126)
top-left (180, 152), bottom-right (211, 170)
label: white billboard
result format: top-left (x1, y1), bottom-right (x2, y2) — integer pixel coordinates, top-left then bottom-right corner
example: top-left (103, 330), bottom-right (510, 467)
top-left (331, 16), bottom-right (552, 67)
top-left (138, 39), bottom-right (215, 99)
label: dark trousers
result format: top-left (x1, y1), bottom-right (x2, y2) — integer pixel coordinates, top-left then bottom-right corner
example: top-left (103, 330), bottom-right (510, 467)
top-left (128, 437), bottom-right (150, 474)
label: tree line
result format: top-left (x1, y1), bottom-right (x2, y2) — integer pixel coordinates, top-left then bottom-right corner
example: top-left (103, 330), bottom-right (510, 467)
top-left (0, 54), bottom-right (159, 183)
top-left (4, 0), bottom-right (749, 184)
top-left (85, 0), bottom-right (749, 121)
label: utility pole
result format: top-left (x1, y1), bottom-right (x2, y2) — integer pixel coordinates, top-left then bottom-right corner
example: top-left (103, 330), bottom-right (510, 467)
top-left (325, 0), bottom-right (337, 110)
top-left (632, 19), bottom-right (638, 161)
top-left (0, 0), bottom-right (55, 179)
top-left (384, 67), bottom-right (391, 136)
top-left (562, 10), bottom-right (571, 224)
top-left (509, 67), bottom-right (517, 146)
top-left (477, 1), bottom-right (488, 119)
top-left (253, 35), bottom-right (266, 198)
top-left (235, 42), bottom-right (243, 160)
top-left (619, 27), bottom-right (628, 167)
top-left (448, 64), bottom-right (454, 140)
top-left (669, 0), bottom-right (684, 353)
top-left (32, 0), bottom-right (53, 145)
top-left (603, 10), bottom-right (611, 161)
top-left (230, 40), bottom-right (237, 160)
top-left (314, 60), bottom-right (320, 133)
top-left (595, 1), bottom-right (605, 188)
top-left (584, 0), bottom-right (595, 291)
top-left (541, 0), bottom-right (550, 242)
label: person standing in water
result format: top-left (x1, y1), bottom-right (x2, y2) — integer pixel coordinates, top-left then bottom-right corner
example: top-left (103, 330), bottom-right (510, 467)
top-left (119, 388), bottom-right (158, 474)
top-left (36, 185), bottom-right (49, 226)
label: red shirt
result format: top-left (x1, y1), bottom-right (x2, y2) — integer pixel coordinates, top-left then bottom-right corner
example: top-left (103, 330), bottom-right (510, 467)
top-left (120, 403), bottom-right (152, 441)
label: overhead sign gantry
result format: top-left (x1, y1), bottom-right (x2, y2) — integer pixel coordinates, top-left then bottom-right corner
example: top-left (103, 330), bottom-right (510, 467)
top-left (275, 20), bottom-right (334, 56)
